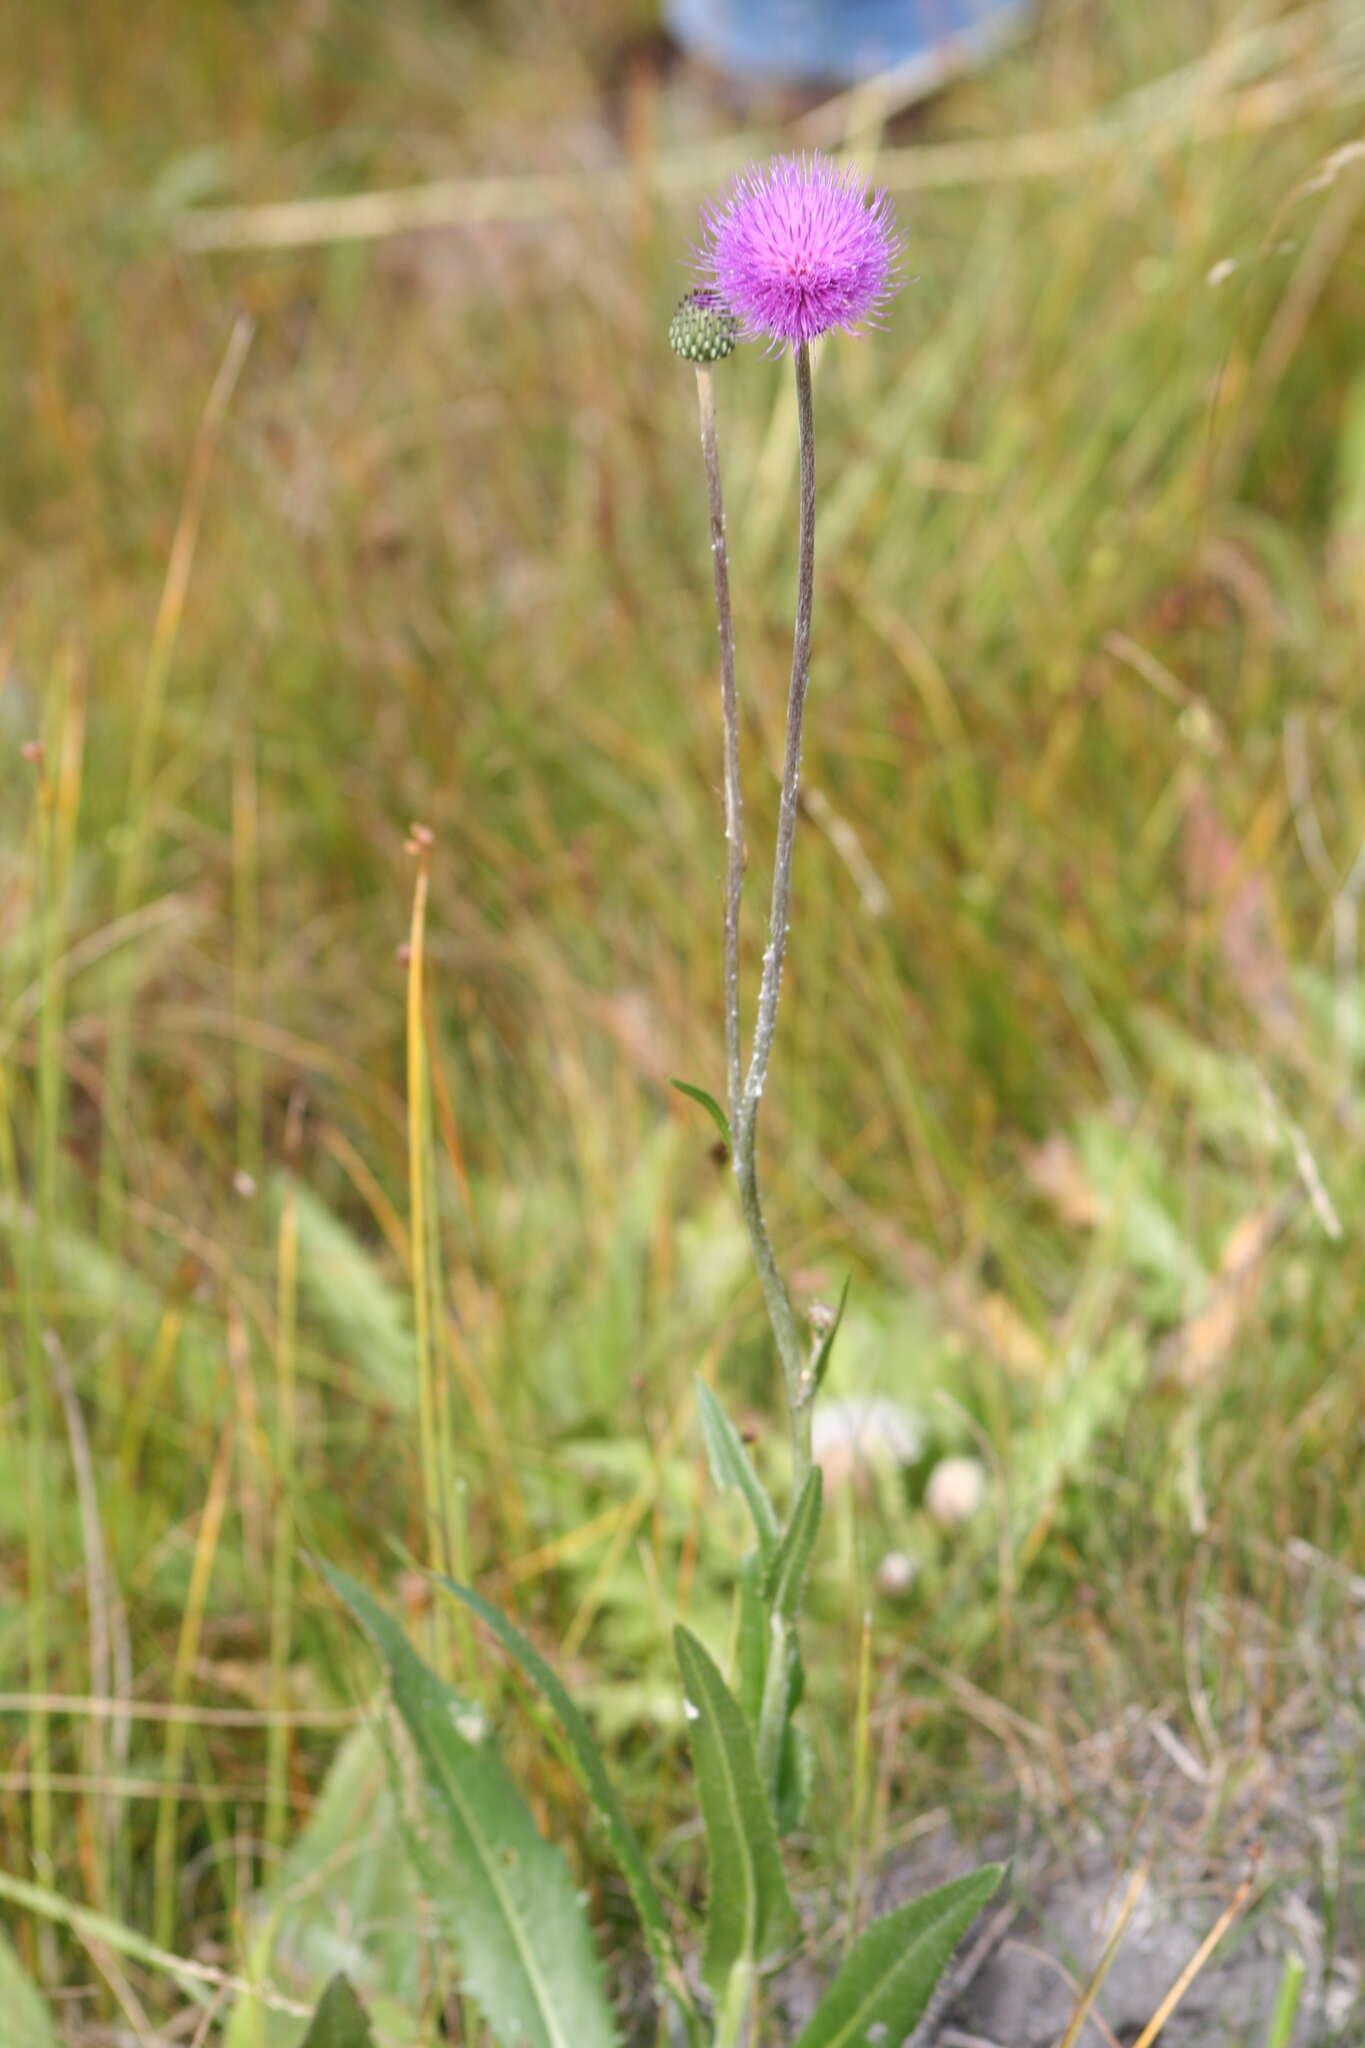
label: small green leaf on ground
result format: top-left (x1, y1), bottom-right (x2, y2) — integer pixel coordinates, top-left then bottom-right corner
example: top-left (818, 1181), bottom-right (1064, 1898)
top-left (674, 1624), bottom-right (795, 1995)
top-left (791, 1865), bottom-right (1003, 2048)
top-left (298, 1977), bottom-right (374, 2048)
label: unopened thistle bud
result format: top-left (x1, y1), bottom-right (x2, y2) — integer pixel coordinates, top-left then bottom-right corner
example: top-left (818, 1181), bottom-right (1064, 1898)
top-left (668, 290), bottom-right (738, 364)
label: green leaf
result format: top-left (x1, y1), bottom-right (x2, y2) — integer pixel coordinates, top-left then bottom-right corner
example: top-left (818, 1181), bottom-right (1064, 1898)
top-left (736, 1552), bottom-right (768, 1728)
top-left (435, 1575), bottom-right (701, 2043)
top-left (223, 1722), bottom-right (422, 2048)
top-left (323, 1564), bottom-right (621, 2048)
top-left (791, 1866), bottom-right (1004, 2048)
top-left (297, 1977), bottom-right (374, 2048)
top-left (673, 1625), bottom-right (795, 1995)
top-left (763, 1467), bottom-right (822, 1622)
top-left (695, 1378), bottom-right (778, 1566)
top-left (0, 1927), bottom-right (58, 2048)
top-left (669, 1079), bottom-right (731, 1151)
top-left (809, 1276), bottom-right (851, 1398)
top-left (774, 1720), bottom-right (814, 1838)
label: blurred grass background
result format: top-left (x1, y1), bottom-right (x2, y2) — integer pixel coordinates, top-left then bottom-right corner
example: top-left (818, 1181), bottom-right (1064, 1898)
top-left (1, 0), bottom-right (1363, 2036)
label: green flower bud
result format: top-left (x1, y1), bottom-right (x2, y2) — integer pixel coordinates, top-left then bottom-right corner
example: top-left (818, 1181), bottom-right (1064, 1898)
top-left (668, 290), bottom-right (739, 364)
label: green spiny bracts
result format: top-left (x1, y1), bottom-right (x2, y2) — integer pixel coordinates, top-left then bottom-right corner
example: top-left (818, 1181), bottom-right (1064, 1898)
top-left (669, 290), bottom-right (739, 364)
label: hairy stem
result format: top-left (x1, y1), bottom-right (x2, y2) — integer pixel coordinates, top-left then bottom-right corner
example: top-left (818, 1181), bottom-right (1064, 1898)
top-left (732, 341), bottom-right (817, 1494)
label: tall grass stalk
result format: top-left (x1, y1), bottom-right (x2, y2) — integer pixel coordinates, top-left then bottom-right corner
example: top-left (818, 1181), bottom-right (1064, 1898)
top-left (844, 1604), bottom-right (875, 1951)
top-left (22, 661), bottom-right (84, 1914)
top-left (100, 318), bottom-right (252, 1245)
top-left (153, 1426), bottom-right (234, 1948)
top-left (265, 1162), bottom-right (300, 1854)
top-left (232, 734), bottom-right (264, 1188)
top-left (405, 831), bottom-right (458, 1663)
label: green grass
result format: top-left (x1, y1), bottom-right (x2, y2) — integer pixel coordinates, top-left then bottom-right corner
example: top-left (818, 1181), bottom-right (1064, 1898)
top-left (1, 0), bottom-right (1363, 2035)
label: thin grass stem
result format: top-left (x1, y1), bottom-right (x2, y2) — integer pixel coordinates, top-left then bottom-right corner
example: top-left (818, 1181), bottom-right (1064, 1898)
top-left (153, 1427), bottom-right (233, 1947)
top-left (406, 831), bottom-right (453, 1661)
top-left (265, 1159), bottom-right (300, 1855)
top-left (100, 317), bottom-right (252, 1246)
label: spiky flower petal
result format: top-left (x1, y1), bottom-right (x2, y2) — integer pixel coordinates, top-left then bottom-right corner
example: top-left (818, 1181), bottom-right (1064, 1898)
top-left (668, 289), bottom-right (739, 364)
top-left (698, 153), bottom-right (900, 351)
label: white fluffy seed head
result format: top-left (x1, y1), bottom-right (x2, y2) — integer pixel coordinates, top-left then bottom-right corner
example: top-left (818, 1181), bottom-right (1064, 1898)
top-left (875, 1550), bottom-right (917, 1598)
top-left (925, 1455), bottom-right (988, 1529)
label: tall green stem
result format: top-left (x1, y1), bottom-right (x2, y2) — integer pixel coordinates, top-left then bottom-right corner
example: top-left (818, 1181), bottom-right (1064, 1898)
top-left (732, 342), bottom-right (818, 1495)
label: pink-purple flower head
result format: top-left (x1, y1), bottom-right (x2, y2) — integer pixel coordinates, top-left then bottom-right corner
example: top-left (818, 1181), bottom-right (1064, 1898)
top-left (698, 153), bottom-right (901, 353)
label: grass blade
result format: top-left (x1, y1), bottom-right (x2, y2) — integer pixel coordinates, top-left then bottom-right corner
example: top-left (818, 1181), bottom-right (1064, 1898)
top-left (324, 1564), bottom-right (620, 2048)
top-left (1262, 1955), bottom-right (1306, 2048)
top-left (673, 1625), bottom-right (795, 1996)
top-left (791, 1866), bottom-right (1003, 2048)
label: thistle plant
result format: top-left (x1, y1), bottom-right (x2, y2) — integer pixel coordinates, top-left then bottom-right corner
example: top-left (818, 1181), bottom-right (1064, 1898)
top-left (312, 152), bottom-right (1000, 2048)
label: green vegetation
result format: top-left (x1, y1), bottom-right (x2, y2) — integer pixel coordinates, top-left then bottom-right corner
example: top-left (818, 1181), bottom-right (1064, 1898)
top-left (1, 0), bottom-right (1362, 2037)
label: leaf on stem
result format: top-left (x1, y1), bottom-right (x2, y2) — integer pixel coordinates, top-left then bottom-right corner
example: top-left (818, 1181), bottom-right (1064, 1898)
top-left (763, 1467), bottom-right (822, 1621)
top-left (669, 1078), bottom-right (732, 1152)
top-left (736, 1552), bottom-right (768, 1727)
top-left (674, 1625), bottom-right (795, 1996)
top-left (322, 1564), bottom-right (621, 2048)
top-left (791, 1866), bottom-right (1004, 2048)
top-left (695, 1378), bottom-right (779, 1567)
top-left (809, 1276), bottom-right (851, 1399)
top-left (758, 1469), bottom-right (821, 1833)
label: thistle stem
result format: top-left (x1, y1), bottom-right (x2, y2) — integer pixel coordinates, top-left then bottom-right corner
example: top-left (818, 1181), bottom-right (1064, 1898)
top-left (733, 340), bottom-right (817, 1496)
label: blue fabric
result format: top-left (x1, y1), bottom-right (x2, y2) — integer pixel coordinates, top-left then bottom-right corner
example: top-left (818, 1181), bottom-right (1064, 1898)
top-left (666, 0), bottom-right (1034, 84)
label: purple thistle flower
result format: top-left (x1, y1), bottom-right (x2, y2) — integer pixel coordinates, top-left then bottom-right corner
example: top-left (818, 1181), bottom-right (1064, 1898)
top-left (698, 153), bottom-right (901, 352)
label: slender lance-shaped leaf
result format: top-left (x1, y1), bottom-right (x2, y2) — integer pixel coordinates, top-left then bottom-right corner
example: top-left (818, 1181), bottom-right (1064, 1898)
top-left (764, 1466), bottom-right (822, 1621)
top-left (435, 1575), bottom-right (702, 2044)
top-left (695, 1378), bottom-right (778, 1567)
top-left (791, 1866), bottom-right (1004, 2048)
top-left (669, 1078), bottom-right (732, 1151)
top-left (323, 1565), bottom-right (620, 2048)
top-left (736, 1552), bottom-right (769, 1728)
top-left (674, 1625), bottom-right (795, 1996)
top-left (298, 1977), bottom-right (374, 2048)
top-left (809, 1276), bottom-right (851, 1399)
top-left (756, 1471), bottom-right (821, 1816)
